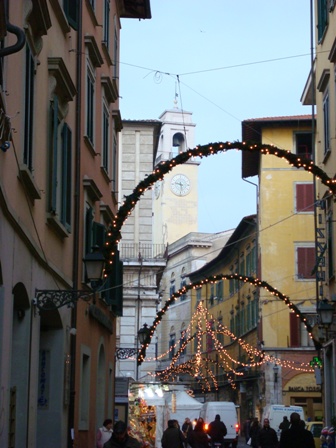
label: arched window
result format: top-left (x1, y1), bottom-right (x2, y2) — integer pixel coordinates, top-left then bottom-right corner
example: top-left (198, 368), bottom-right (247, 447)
top-left (171, 132), bottom-right (185, 155)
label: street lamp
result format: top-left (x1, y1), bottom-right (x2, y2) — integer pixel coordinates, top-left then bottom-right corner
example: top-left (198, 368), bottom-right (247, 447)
top-left (138, 323), bottom-right (151, 345)
top-left (115, 323), bottom-right (151, 360)
top-left (317, 299), bottom-right (334, 326)
top-left (34, 246), bottom-right (106, 310)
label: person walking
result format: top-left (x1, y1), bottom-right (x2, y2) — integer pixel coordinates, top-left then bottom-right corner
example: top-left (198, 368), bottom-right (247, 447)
top-left (279, 416), bottom-right (290, 432)
top-left (103, 421), bottom-right (141, 448)
top-left (243, 418), bottom-right (251, 444)
top-left (249, 419), bottom-right (261, 448)
top-left (207, 414), bottom-right (227, 448)
top-left (182, 417), bottom-right (193, 437)
top-left (258, 418), bottom-right (278, 448)
top-left (96, 419), bottom-right (113, 448)
top-left (279, 412), bottom-right (315, 448)
top-left (161, 419), bottom-right (185, 448)
top-left (187, 420), bottom-right (209, 448)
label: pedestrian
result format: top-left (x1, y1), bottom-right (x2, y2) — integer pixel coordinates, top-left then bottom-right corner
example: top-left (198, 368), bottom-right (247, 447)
top-left (207, 414), bottom-right (227, 448)
top-left (258, 418), bottom-right (278, 448)
top-left (187, 420), bottom-right (209, 448)
top-left (161, 419), bottom-right (185, 448)
top-left (96, 419), bottom-right (113, 448)
top-left (103, 421), bottom-right (142, 448)
top-left (182, 417), bottom-right (193, 438)
top-left (279, 412), bottom-right (315, 448)
top-left (243, 418), bottom-right (251, 444)
top-left (248, 418), bottom-right (261, 448)
top-left (279, 416), bottom-right (290, 432)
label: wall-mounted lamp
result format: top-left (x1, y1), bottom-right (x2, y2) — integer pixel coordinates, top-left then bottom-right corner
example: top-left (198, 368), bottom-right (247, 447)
top-left (317, 299), bottom-right (334, 326)
top-left (115, 323), bottom-right (151, 360)
top-left (34, 246), bottom-right (106, 311)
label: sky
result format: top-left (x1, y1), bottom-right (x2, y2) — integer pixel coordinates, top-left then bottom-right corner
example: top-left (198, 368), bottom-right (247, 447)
top-left (119, 0), bottom-right (313, 233)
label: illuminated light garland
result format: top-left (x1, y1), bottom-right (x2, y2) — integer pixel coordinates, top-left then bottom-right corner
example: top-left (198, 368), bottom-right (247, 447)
top-left (146, 302), bottom-right (314, 392)
top-left (137, 273), bottom-right (320, 366)
top-left (103, 141), bottom-right (335, 275)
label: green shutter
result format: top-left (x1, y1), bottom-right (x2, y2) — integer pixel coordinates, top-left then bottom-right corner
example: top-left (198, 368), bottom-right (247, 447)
top-left (50, 96), bottom-right (59, 213)
top-left (104, 249), bottom-right (123, 316)
top-left (61, 123), bottom-right (72, 229)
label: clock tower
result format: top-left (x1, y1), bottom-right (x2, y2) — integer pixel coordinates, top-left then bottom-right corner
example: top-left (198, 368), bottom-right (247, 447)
top-left (153, 106), bottom-right (199, 246)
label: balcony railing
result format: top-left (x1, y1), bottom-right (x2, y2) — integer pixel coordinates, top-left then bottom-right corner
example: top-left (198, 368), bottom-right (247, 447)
top-left (119, 243), bottom-right (166, 261)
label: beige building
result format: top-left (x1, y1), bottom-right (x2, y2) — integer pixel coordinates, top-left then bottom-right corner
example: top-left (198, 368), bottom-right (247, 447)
top-left (115, 119), bottom-right (166, 421)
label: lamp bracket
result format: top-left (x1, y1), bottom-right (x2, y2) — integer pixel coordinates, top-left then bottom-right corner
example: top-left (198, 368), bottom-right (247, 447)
top-left (115, 348), bottom-right (138, 359)
top-left (35, 289), bottom-right (93, 310)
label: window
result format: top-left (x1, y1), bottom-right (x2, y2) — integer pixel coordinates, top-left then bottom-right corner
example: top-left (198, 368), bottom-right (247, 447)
top-left (323, 91), bottom-right (330, 154)
top-left (86, 62), bottom-right (95, 145)
top-left (49, 96), bottom-right (72, 230)
top-left (170, 273), bottom-right (175, 297)
top-left (169, 331), bottom-right (175, 359)
top-left (295, 132), bottom-right (313, 159)
top-left (24, 45), bottom-right (34, 171)
top-left (111, 129), bottom-right (117, 192)
top-left (113, 16), bottom-right (118, 79)
top-left (290, 312), bottom-right (300, 347)
top-left (84, 205), bottom-right (106, 256)
top-left (207, 320), bottom-right (215, 352)
top-left (180, 272), bottom-right (187, 301)
top-left (102, 102), bottom-right (109, 173)
top-left (180, 328), bottom-right (186, 355)
top-left (64, 0), bottom-right (79, 30)
top-left (196, 287), bottom-right (202, 304)
top-left (103, 0), bottom-right (110, 49)
top-left (216, 280), bottom-right (223, 301)
top-left (296, 246), bottom-right (316, 280)
top-left (209, 284), bottom-right (214, 306)
top-left (239, 252), bottom-right (245, 276)
top-left (295, 183), bottom-right (314, 212)
top-left (327, 210), bottom-right (334, 279)
top-left (217, 315), bottom-right (224, 345)
top-left (317, 0), bottom-right (328, 42)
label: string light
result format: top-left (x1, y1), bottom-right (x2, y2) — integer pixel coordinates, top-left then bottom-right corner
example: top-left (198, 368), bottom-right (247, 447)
top-left (103, 141), bottom-right (335, 274)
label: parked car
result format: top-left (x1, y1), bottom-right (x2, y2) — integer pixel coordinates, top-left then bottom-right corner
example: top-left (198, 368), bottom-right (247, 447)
top-left (306, 421), bottom-right (323, 448)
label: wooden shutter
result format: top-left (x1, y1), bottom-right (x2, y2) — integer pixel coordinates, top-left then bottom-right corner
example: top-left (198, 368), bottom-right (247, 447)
top-left (290, 313), bottom-right (300, 347)
top-left (296, 183), bottom-right (314, 212)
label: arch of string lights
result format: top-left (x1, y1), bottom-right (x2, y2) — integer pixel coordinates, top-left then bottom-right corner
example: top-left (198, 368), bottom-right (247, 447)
top-left (101, 141), bottom-right (333, 367)
top-left (104, 141), bottom-right (336, 263)
top-left (136, 274), bottom-right (320, 367)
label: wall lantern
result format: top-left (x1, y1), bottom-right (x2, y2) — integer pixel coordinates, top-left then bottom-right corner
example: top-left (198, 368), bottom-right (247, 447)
top-left (138, 323), bottom-right (151, 345)
top-left (115, 323), bottom-right (151, 360)
top-left (317, 299), bottom-right (334, 326)
top-left (34, 246), bottom-right (105, 310)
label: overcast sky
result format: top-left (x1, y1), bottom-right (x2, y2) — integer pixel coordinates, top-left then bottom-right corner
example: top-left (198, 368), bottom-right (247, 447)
top-left (119, 0), bottom-right (312, 233)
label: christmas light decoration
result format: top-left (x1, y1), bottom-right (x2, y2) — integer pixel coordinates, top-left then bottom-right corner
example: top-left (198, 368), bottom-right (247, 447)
top-left (137, 274), bottom-right (320, 365)
top-left (104, 141), bottom-right (336, 272)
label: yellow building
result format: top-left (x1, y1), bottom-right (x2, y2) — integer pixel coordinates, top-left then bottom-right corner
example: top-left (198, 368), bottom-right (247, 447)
top-left (242, 116), bottom-right (321, 420)
top-left (189, 216), bottom-right (259, 418)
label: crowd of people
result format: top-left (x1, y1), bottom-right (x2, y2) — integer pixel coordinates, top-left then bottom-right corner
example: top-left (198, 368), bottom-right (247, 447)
top-left (244, 412), bottom-right (315, 448)
top-left (96, 410), bottom-right (316, 448)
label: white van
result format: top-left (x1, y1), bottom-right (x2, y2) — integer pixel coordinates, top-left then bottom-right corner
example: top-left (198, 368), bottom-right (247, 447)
top-left (199, 401), bottom-right (239, 448)
top-left (262, 404), bottom-right (305, 440)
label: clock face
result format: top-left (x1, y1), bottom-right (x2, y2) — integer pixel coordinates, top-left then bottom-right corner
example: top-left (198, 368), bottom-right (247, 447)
top-left (170, 174), bottom-right (191, 196)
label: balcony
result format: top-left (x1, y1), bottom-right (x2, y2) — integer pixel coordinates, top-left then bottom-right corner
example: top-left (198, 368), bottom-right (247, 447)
top-left (119, 242), bottom-right (166, 261)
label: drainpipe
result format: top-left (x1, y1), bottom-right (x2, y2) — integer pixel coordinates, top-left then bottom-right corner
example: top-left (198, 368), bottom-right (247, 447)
top-left (68, 2), bottom-right (83, 447)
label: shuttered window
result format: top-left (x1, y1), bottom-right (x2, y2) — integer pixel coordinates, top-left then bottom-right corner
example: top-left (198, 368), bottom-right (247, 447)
top-left (295, 183), bottom-right (314, 212)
